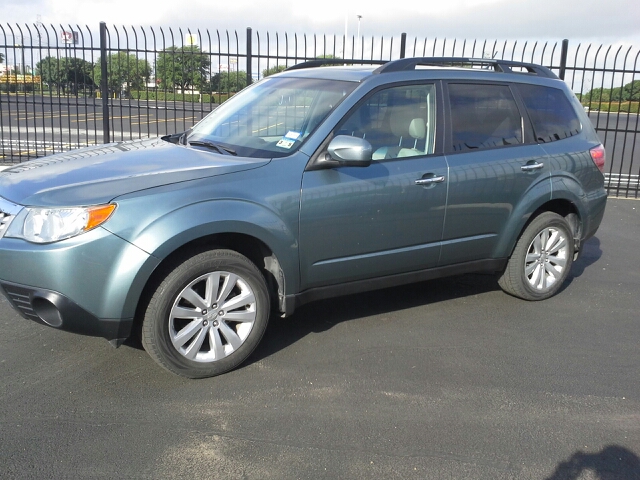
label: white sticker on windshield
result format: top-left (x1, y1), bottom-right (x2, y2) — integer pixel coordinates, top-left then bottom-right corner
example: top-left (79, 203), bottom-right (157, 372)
top-left (284, 131), bottom-right (301, 140)
top-left (276, 131), bottom-right (301, 149)
top-left (276, 139), bottom-right (295, 149)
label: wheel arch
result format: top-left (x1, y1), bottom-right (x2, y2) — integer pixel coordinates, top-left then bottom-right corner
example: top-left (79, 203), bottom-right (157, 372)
top-left (494, 197), bottom-right (582, 261)
top-left (115, 197), bottom-right (302, 342)
top-left (131, 232), bottom-right (289, 342)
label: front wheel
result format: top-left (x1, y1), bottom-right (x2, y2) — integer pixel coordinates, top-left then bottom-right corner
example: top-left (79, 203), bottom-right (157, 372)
top-left (141, 249), bottom-right (270, 378)
top-left (498, 212), bottom-right (575, 301)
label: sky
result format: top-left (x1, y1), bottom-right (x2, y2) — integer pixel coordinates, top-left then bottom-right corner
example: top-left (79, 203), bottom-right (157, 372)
top-left (4, 0), bottom-right (640, 48)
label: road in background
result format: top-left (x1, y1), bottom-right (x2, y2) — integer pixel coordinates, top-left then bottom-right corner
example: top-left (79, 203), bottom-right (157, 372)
top-left (1, 94), bottom-right (638, 195)
top-left (0, 199), bottom-right (638, 479)
top-left (0, 94), bottom-right (214, 161)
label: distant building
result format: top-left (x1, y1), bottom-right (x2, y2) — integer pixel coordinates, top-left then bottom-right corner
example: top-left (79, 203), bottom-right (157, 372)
top-left (0, 64), bottom-right (16, 75)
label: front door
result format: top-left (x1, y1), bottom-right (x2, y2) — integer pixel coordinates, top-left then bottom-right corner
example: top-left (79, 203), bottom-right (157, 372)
top-left (298, 83), bottom-right (448, 290)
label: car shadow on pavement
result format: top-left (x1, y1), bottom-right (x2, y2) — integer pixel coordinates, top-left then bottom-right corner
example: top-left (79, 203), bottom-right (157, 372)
top-left (248, 236), bottom-right (605, 366)
top-left (247, 271), bottom-right (501, 366)
top-left (570, 236), bottom-right (603, 278)
top-left (121, 271), bottom-right (500, 354)
top-left (123, 237), bottom-right (604, 357)
top-left (556, 235), bottom-right (603, 295)
top-left (545, 445), bottom-right (640, 480)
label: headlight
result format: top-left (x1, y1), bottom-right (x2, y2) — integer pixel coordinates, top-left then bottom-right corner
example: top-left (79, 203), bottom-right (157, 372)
top-left (6, 204), bottom-right (116, 243)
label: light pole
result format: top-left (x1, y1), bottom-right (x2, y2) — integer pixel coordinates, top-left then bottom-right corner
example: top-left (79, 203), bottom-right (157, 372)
top-left (35, 17), bottom-right (45, 94)
top-left (356, 15), bottom-right (362, 58)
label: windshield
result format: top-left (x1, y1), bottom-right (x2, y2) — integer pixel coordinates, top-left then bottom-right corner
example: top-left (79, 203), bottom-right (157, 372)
top-left (187, 77), bottom-right (357, 158)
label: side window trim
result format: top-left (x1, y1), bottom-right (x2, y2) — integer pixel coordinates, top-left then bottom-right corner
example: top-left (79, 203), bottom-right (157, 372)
top-left (509, 83), bottom-right (536, 145)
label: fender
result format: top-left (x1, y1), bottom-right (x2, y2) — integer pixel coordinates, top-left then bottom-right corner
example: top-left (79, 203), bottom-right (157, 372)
top-left (491, 175), bottom-right (552, 259)
top-left (550, 173), bottom-right (607, 240)
top-left (112, 197), bottom-right (300, 292)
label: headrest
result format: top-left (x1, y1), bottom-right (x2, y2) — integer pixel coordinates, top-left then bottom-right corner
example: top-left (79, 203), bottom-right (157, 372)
top-left (409, 118), bottom-right (426, 139)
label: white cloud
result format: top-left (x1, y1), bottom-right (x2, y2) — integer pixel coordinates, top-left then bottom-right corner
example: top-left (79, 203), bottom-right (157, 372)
top-left (4, 0), bottom-right (640, 46)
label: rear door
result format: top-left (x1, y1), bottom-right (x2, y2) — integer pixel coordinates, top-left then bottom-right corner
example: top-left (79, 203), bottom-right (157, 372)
top-left (439, 82), bottom-right (549, 265)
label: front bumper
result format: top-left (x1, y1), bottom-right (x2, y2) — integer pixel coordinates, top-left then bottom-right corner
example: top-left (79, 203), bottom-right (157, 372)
top-left (0, 280), bottom-right (132, 342)
top-left (0, 225), bottom-right (160, 342)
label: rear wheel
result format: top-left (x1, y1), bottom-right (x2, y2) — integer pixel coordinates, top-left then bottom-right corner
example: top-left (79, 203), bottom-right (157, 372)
top-left (498, 212), bottom-right (574, 301)
top-left (141, 249), bottom-right (270, 378)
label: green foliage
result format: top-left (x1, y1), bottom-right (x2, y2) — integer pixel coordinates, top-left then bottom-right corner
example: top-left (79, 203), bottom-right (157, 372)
top-left (582, 100), bottom-right (639, 114)
top-left (0, 52), bottom-right (4, 64)
top-left (623, 80), bottom-right (640, 101)
top-left (129, 90), bottom-right (232, 104)
top-left (262, 65), bottom-right (287, 77)
top-left (35, 56), bottom-right (93, 94)
top-left (210, 70), bottom-right (248, 93)
top-left (155, 45), bottom-right (210, 91)
top-left (582, 79), bottom-right (640, 104)
top-left (36, 56), bottom-right (68, 90)
top-left (93, 52), bottom-right (151, 96)
top-left (315, 54), bottom-right (343, 67)
top-left (64, 57), bottom-right (94, 93)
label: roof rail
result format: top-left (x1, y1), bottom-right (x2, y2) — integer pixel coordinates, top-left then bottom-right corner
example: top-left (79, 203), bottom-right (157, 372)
top-left (285, 57), bottom-right (558, 79)
top-left (372, 57), bottom-right (558, 78)
top-left (285, 59), bottom-right (388, 71)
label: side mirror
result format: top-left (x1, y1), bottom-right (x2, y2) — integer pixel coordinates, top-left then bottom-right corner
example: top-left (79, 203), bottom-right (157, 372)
top-left (326, 135), bottom-right (373, 167)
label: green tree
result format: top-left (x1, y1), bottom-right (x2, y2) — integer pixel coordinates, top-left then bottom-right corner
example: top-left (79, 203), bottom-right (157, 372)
top-left (316, 54), bottom-right (343, 67)
top-left (262, 65), bottom-right (286, 77)
top-left (211, 70), bottom-right (248, 93)
top-left (36, 56), bottom-right (69, 93)
top-left (582, 87), bottom-right (610, 103)
top-left (582, 79), bottom-right (640, 104)
top-left (37, 56), bottom-right (95, 95)
top-left (93, 52), bottom-right (151, 97)
top-left (622, 80), bottom-right (640, 101)
top-left (64, 57), bottom-right (95, 94)
top-left (155, 45), bottom-right (209, 91)
top-left (0, 52), bottom-right (4, 64)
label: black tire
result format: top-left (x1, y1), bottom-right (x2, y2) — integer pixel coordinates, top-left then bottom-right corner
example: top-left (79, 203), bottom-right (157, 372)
top-left (498, 212), bottom-right (575, 301)
top-left (141, 249), bottom-right (270, 378)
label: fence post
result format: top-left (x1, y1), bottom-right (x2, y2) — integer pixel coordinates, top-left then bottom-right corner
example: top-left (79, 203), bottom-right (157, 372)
top-left (400, 33), bottom-right (407, 59)
top-left (559, 38), bottom-right (569, 80)
top-left (99, 22), bottom-right (110, 144)
top-left (246, 27), bottom-right (253, 86)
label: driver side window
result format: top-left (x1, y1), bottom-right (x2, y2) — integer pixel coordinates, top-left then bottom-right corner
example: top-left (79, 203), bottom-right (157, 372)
top-left (338, 84), bottom-right (437, 160)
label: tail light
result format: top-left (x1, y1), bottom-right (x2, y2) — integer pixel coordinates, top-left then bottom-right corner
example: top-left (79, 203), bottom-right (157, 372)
top-left (589, 145), bottom-right (606, 173)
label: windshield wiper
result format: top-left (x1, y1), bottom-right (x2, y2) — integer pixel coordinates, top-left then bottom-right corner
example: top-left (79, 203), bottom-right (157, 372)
top-left (188, 140), bottom-right (237, 156)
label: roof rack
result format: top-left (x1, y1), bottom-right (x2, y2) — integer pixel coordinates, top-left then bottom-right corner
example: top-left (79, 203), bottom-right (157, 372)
top-left (285, 57), bottom-right (558, 79)
top-left (285, 59), bottom-right (388, 71)
top-left (373, 57), bottom-right (558, 78)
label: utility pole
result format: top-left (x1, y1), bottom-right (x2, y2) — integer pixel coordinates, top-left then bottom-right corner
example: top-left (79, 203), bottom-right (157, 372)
top-left (35, 16), bottom-right (45, 94)
top-left (356, 15), bottom-right (362, 58)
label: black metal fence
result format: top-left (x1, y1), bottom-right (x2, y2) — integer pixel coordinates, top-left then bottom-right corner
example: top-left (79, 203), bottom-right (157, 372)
top-left (1, 23), bottom-right (638, 197)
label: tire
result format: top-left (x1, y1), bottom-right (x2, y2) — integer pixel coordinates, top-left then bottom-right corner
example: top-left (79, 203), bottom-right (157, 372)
top-left (498, 212), bottom-right (574, 301)
top-left (141, 249), bottom-right (270, 378)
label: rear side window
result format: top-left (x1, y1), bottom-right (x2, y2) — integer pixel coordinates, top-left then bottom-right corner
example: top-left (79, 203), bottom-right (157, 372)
top-left (517, 84), bottom-right (582, 143)
top-left (448, 83), bottom-right (522, 152)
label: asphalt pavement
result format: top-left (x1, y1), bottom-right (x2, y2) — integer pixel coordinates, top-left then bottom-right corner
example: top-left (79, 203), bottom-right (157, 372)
top-left (0, 198), bottom-right (639, 479)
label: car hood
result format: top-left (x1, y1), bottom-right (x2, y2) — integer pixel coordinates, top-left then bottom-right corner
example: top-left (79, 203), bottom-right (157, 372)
top-left (0, 138), bottom-right (270, 206)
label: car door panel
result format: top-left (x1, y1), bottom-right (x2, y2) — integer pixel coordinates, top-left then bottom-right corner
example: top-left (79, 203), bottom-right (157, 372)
top-left (299, 156), bottom-right (448, 290)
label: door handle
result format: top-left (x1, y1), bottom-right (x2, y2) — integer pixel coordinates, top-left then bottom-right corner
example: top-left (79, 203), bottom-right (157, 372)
top-left (415, 175), bottom-right (445, 186)
top-left (521, 162), bottom-right (544, 172)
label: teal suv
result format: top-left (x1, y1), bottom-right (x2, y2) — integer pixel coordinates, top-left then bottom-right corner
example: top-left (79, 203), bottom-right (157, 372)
top-left (0, 58), bottom-right (607, 378)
